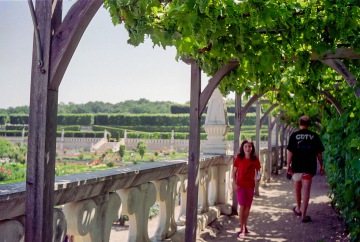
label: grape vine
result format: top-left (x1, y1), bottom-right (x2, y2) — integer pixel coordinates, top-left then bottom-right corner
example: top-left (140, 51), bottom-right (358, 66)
top-left (103, 2), bottom-right (360, 239)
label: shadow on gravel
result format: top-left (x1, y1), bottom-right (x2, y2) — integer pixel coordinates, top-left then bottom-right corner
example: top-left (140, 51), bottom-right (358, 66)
top-left (198, 172), bottom-right (349, 242)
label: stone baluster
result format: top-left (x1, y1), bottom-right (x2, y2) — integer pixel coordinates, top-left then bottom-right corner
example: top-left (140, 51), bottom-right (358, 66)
top-left (217, 162), bottom-right (232, 215)
top-left (92, 193), bottom-right (121, 242)
top-left (0, 208), bottom-right (67, 242)
top-left (64, 197), bottom-right (96, 241)
top-left (117, 182), bottom-right (156, 242)
top-left (208, 166), bottom-right (218, 206)
top-left (0, 219), bottom-right (24, 242)
top-left (198, 167), bottom-right (210, 214)
top-left (53, 208), bottom-right (67, 242)
top-left (151, 175), bottom-right (178, 240)
top-left (63, 192), bottom-right (120, 242)
top-left (176, 174), bottom-right (187, 226)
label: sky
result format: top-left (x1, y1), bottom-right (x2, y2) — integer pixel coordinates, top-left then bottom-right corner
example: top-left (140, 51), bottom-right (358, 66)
top-left (0, 0), bottom-right (232, 109)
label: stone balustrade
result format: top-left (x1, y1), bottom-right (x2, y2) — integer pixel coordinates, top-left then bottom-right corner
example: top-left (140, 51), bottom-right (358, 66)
top-left (0, 144), bottom-right (284, 242)
top-left (0, 155), bottom-right (233, 242)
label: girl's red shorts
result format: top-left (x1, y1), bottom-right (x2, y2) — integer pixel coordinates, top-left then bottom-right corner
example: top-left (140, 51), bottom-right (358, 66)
top-left (237, 186), bottom-right (255, 207)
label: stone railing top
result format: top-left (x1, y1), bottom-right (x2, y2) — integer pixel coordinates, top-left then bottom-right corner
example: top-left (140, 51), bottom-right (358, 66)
top-left (0, 155), bottom-right (232, 220)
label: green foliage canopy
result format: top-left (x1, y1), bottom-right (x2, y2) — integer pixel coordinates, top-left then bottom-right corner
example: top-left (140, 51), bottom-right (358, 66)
top-left (104, 0), bottom-right (360, 124)
top-left (103, 1), bottom-right (360, 239)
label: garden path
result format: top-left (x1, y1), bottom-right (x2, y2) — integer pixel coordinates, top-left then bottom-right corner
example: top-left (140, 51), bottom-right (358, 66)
top-left (110, 170), bottom-right (350, 242)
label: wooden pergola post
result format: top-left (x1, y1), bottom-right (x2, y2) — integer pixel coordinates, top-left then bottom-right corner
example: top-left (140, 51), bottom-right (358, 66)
top-left (25, 1), bottom-right (58, 241)
top-left (25, 1), bottom-right (103, 241)
top-left (185, 61), bottom-right (202, 242)
top-left (232, 93), bottom-right (241, 213)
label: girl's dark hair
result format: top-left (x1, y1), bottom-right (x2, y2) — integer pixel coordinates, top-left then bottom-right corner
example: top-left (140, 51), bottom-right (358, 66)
top-left (237, 139), bottom-right (257, 161)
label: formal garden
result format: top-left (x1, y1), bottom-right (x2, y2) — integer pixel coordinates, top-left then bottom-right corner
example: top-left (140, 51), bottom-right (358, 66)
top-left (0, 100), bottom-right (266, 185)
top-left (0, 137), bottom-right (191, 184)
top-left (0, 100), bottom-right (268, 141)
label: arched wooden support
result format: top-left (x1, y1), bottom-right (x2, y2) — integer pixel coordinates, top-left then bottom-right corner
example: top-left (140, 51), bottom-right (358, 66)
top-left (314, 122), bottom-right (322, 130)
top-left (199, 60), bottom-right (239, 115)
top-left (239, 93), bottom-right (265, 125)
top-left (50, 0), bottom-right (103, 89)
top-left (233, 92), bottom-right (265, 150)
top-left (319, 90), bottom-right (344, 115)
top-left (260, 104), bottom-right (278, 127)
top-left (321, 59), bottom-right (360, 99)
top-left (313, 48), bottom-right (360, 60)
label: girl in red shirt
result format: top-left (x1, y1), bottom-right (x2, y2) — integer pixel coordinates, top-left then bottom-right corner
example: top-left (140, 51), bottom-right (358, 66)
top-left (232, 139), bottom-right (261, 238)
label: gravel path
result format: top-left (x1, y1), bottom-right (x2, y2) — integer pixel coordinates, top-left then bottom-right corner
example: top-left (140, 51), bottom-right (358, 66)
top-left (110, 171), bottom-right (350, 242)
top-left (198, 172), bottom-right (350, 242)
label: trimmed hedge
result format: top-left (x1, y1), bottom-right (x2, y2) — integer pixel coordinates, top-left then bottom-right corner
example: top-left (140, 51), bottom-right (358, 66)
top-left (170, 105), bottom-right (190, 114)
top-left (169, 105), bottom-right (255, 114)
top-left (115, 125), bottom-right (196, 133)
top-left (0, 114), bottom-right (8, 125)
top-left (57, 131), bottom-right (104, 138)
top-left (227, 113), bottom-right (268, 126)
top-left (57, 114), bottom-right (93, 126)
top-left (9, 114), bottom-right (28, 125)
top-left (94, 114), bottom-right (109, 126)
top-left (226, 132), bottom-right (268, 141)
top-left (4, 113), bottom-right (271, 141)
top-left (0, 131), bottom-right (25, 137)
top-left (5, 125), bottom-right (28, 131)
top-left (103, 114), bottom-right (197, 126)
top-left (6, 113), bottom-right (267, 127)
top-left (93, 125), bottom-right (125, 139)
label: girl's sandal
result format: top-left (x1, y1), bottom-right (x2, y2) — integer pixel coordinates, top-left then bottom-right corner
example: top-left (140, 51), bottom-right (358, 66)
top-left (301, 216), bottom-right (312, 223)
top-left (293, 206), bottom-right (302, 216)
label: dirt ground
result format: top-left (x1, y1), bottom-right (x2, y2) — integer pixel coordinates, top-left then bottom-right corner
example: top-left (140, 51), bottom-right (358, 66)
top-left (110, 170), bottom-right (350, 242)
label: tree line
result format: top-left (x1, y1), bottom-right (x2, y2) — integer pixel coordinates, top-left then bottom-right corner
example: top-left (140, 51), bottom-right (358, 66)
top-left (0, 98), bottom-right (244, 115)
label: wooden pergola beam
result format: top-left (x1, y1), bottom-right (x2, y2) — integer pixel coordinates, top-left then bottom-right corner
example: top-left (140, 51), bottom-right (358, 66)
top-left (320, 90), bottom-right (344, 115)
top-left (49, 0), bottom-right (103, 89)
top-left (199, 60), bottom-right (239, 115)
top-left (312, 48), bottom-right (360, 60)
top-left (321, 59), bottom-right (360, 98)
